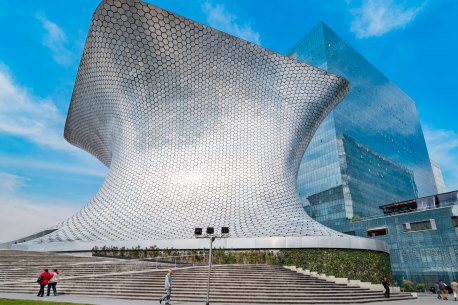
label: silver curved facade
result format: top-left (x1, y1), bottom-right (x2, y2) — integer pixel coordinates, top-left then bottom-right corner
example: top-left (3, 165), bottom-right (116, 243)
top-left (16, 236), bottom-right (389, 253)
top-left (36, 0), bottom-right (352, 244)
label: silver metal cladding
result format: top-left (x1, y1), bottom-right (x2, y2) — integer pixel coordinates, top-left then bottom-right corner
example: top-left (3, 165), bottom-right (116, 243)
top-left (38, 0), bottom-right (350, 243)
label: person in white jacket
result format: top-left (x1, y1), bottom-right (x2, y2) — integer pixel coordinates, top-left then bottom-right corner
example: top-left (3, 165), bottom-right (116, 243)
top-left (47, 269), bottom-right (59, 296)
top-left (159, 269), bottom-right (173, 305)
top-left (451, 281), bottom-right (458, 301)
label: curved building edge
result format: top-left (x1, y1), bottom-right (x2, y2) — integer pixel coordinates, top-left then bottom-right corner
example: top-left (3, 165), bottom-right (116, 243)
top-left (45, 0), bottom-right (350, 242)
top-left (11, 236), bottom-right (388, 253)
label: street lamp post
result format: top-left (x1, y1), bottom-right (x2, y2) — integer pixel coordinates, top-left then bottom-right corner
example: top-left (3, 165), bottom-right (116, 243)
top-left (195, 226), bottom-right (229, 305)
top-left (206, 236), bottom-right (215, 305)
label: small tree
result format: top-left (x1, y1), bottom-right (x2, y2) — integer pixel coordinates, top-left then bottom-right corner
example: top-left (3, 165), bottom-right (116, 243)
top-left (119, 246), bottom-right (126, 257)
top-left (416, 283), bottom-right (425, 292)
top-left (402, 279), bottom-right (414, 292)
top-left (92, 246), bottom-right (99, 256)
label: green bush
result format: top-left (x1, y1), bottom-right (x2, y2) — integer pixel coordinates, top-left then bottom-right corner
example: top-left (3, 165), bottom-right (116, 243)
top-left (92, 246), bottom-right (391, 284)
top-left (416, 283), bottom-right (425, 291)
top-left (403, 279), bottom-right (414, 292)
top-left (280, 248), bottom-right (392, 284)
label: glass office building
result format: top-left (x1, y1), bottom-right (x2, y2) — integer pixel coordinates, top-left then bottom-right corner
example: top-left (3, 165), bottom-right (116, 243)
top-left (291, 22), bottom-right (438, 227)
top-left (431, 160), bottom-right (447, 193)
top-left (337, 191), bottom-right (458, 286)
top-left (290, 22), bottom-right (456, 288)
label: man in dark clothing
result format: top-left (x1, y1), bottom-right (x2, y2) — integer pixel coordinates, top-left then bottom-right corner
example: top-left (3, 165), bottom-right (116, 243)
top-left (439, 280), bottom-right (449, 300)
top-left (37, 269), bottom-right (52, 297)
top-left (382, 276), bottom-right (390, 298)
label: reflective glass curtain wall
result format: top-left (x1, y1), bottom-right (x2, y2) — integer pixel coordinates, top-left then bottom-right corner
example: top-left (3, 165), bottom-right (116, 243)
top-left (333, 196), bottom-right (458, 287)
top-left (292, 23), bottom-right (437, 225)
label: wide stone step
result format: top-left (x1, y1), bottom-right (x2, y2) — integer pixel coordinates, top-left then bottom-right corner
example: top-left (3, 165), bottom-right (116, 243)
top-left (0, 282), bottom-right (368, 289)
top-left (57, 280), bottom-right (341, 287)
top-left (0, 287), bottom-right (378, 295)
top-left (0, 281), bottom-right (366, 290)
top-left (80, 275), bottom-right (319, 281)
top-left (0, 264), bottom-right (288, 275)
top-left (3, 270), bottom-right (308, 274)
top-left (2, 273), bottom-right (318, 278)
top-left (0, 250), bottom-right (411, 304)
top-left (0, 288), bottom-right (412, 300)
top-left (0, 275), bottom-right (324, 280)
top-left (0, 283), bottom-right (365, 291)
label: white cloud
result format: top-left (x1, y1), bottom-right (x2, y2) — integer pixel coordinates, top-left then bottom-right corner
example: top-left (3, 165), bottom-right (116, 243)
top-left (350, 0), bottom-right (426, 38)
top-left (424, 126), bottom-right (458, 191)
top-left (37, 15), bottom-right (76, 66)
top-left (0, 172), bottom-right (29, 194)
top-left (0, 64), bottom-right (73, 151)
top-left (0, 154), bottom-right (106, 177)
top-left (0, 63), bottom-right (107, 177)
top-left (202, 2), bottom-right (261, 45)
top-left (0, 172), bottom-right (79, 243)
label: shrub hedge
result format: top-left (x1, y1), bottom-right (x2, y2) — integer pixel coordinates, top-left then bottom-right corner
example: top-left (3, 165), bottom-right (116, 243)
top-left (402, 279), bottom-right (414, 292)
top-left (92, 246), bottom-right (391, 284)
top-left (280, 248), bottom-right (392, 284)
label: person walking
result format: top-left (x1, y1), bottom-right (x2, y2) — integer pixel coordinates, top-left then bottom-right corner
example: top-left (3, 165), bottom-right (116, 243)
top-left (451, 280), bottom-right (458, 301)
top-left (37, 269), bottom-right (52, 297)
top-left (439, 280), bottom-right (449, 300)
top-left (436, 282), bottom-right (442, 299)
top-left (159, 268), bottom-right (173, 305)
top-left (382, 275), bottom-right (390, 298)
top-left (47, 269), bottom-right (60, 296)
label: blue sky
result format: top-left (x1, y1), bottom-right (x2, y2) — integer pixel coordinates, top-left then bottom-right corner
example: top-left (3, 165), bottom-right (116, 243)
top-left (0, 0), bottom-right (457, 242)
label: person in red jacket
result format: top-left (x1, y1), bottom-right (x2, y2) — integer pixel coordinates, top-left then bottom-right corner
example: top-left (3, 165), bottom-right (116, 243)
top-left (37, 269), bottom-right (52, 297)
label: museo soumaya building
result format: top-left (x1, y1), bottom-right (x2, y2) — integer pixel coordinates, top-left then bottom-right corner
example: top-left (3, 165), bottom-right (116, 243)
top-left (10, 0), bottom-right (386, 253)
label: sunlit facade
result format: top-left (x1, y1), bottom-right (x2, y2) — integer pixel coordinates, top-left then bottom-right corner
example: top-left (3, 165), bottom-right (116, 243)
top-left (40, 2), bottom-right (350, 243)
top-left (290, 22), bottom-right (454, 288)
top-left (291, 22), bottom-right (437, 227)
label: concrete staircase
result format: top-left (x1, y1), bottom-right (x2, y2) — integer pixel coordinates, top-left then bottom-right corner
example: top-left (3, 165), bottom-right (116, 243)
top-left (0, 250), bottom-right (414, 304)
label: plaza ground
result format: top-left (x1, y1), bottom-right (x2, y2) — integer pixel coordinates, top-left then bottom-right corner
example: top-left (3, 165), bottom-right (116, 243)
top-left (0, 292), bottom-right (441, 305)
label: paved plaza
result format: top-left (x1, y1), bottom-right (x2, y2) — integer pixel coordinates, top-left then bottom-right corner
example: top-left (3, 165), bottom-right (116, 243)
top-left (0, 292), bottom-right (441, 305)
